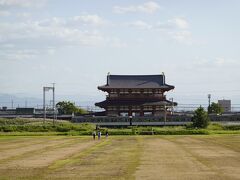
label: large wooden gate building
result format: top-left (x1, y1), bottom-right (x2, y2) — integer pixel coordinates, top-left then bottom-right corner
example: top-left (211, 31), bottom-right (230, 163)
top-left (95, 74), bottom-right (177, 116)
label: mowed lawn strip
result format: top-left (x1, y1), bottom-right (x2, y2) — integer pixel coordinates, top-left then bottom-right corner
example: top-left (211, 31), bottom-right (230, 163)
top-left (0, 136), bottom-right (85, 163)
top-left (0, 136), bottom-right (99, 179)
top-left (1, 137), bottom-right (96, 168)
top-left (167, 135), bottom-right (240, 180)
top-left (0, 135), bottom-right (239, 180)
top-left (135, 137), bottom-right (213, 180)
top-left (135, 135), bottom-right (240, 180)
top-left (46, 136), bottom-right (143, 180)
top-left (0, 136), bottom-right (68, 151)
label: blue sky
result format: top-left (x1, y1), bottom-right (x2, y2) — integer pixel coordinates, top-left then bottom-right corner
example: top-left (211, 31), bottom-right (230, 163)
top-left (0, 0), bottom-right (240, 107)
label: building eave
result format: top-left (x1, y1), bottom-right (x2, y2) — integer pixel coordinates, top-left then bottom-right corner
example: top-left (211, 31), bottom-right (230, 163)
top-left (95, 100), bottom-right (177, 108)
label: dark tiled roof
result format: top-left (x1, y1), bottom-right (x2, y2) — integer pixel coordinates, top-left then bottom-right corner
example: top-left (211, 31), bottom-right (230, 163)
top-left (95, 99), bottom-right (177, 108)
top-left (98, 75), bottom-right (174, 90)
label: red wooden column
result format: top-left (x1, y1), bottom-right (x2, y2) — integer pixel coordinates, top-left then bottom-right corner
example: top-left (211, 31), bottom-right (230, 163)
top-left (140, 106), bottom-right (144, 116)
top-left (128, 106), bottom-right (132, 116)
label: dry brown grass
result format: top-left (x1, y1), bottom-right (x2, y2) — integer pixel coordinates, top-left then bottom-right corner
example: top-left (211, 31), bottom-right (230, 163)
top-left (0, 135), bottom-right (239, 180)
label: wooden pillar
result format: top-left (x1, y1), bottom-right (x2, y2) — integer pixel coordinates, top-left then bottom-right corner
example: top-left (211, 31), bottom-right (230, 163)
top-left (117, 106), bottom-right (120, 116)
top-left (140, 106), bottom-right (144, 116)
top-left (128, 106), bottom-right (132, 116)
top-left (164, 105), bottom-right (167, 123)
top-left (152, 106), bottom-right (156, 116)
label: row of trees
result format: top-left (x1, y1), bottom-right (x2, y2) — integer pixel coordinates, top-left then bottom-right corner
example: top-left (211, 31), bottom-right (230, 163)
top-left (192, 102), bottom-right (223, 128)
top-left (56, 101), bottom-right (87, 115)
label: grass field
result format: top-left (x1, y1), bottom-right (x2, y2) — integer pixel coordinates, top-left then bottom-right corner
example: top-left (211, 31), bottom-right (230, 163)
top-left (0, 135), bottom-right (239, 180)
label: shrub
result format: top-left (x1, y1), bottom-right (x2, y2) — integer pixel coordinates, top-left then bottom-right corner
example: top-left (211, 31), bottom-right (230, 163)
top-left (223, 125), bottom-right (240, 130)
top-left (192, 107), bottom-right (210, 128)
top-left (207, 123), bottom-right (224, 130)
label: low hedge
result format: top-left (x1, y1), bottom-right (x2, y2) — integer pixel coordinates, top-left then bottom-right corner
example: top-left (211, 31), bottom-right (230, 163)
top-left (223, 125), bottom-right (240, 130)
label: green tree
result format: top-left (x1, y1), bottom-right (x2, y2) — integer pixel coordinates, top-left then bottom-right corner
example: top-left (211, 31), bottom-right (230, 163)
top-left (56, 101), bottom-right (87, 115)
top-left (192, 106), bottom-right (210, 128)
top-left (208, 102), bottom-right (223, 114)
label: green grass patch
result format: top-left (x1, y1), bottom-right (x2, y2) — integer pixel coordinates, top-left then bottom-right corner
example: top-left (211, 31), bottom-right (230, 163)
top-left (49, 139), bottom-right (111, 169)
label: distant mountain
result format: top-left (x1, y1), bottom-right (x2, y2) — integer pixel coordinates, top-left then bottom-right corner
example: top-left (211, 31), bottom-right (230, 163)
top-left (0, 93), bottom-right (42, 109)
top-left (0, 93), bottom-right (100, 109)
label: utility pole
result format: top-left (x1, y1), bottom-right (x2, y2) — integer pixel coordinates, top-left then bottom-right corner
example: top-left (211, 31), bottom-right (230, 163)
top-left (11, 100), bottom-right (13, 109)
top-left (208, 94), bottom-right (211, 107)
top-left (52, 83), bottom-right (56, 124)
top-left (43, 85), bottom-right (56, 124)
top-left (43, 87), bottom-right (46, 123)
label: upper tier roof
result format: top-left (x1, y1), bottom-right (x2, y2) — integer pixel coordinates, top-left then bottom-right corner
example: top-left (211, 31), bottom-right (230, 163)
top-left (98, 74), bottom-right (174, 90)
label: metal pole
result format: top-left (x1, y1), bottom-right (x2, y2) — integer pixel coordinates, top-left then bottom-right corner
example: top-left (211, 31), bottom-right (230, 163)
top-left (208, 94), bottom-right (211, 107)
top-left (52, 83), bottom-right (55, 124)
top-left (43, 87), bottom-right (46, 123)
top-left (208, 94), bottom-right (211, 112)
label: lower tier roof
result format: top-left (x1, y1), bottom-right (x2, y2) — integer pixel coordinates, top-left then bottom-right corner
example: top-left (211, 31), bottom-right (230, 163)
top-left (95, 99), bottom-right (177, 108)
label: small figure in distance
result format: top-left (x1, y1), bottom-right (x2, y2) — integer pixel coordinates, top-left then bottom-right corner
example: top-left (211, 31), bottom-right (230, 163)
top-left (98, 131), bottom-right (101, 140)
top-left (92, 131), bottom-right (96, 140)
top-left (129, 115), bottom-right (133, 126)
top-left (106, 130), bottom-right (109, 138)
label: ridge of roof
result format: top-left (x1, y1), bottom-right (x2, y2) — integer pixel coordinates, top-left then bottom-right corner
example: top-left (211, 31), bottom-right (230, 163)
top-left (98, 74), bottom-right (174, 90)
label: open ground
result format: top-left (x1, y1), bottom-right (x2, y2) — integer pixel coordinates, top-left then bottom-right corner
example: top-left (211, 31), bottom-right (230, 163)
top-left (0, 135), bottom-right (239, 180)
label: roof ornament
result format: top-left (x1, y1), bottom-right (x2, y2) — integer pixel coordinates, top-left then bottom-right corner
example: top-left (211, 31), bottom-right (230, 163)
top-left (162, 72), bottom-right (165, 84)
top-left (107, 72), bottom-right (111, 86)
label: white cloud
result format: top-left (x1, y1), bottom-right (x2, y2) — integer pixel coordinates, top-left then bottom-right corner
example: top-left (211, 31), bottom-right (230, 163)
top-left (191, 57), bottom-right (240, 69)
top-left (0, 49), bottom-right (39, 60)
top-left (37, 15), bottom-right (106, 27)
top-left (72, 15), bottom-right (106, 26)
top-left (46, 48), bottom-right (56, 55)
top-left (17, 12), bottom-right (31, 18)
top-left (169, 17), bottom-right (189, 29)
top-left (125, 17), bottom-right (192, 44)
top-left (0, 14), bottom-right (125, 60)
top-left (170, 30), bottom-right (192, 43)
top-left (107, 37), bottom-right (128, 48)
top-left (0, 0), bottom-right (46, 8)
top-left (214, 57), bottom-right (239, 66)
top-left (128, 20), bottom-right (152, 30)
top-left (0, 14), bottom-right (108, 46)
top-left (155, 17), bottom-right (189, 30)
top-left (0, 10), bottom-right (11, 16)
top-left (113, 1), bottom-right (160, 14)
top-left (0, 43), bottom-right (15, 48)
top-left (128, 17), bottom-right (190, 31)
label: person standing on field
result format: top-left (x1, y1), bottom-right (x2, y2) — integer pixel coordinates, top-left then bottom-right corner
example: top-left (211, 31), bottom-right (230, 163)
top-left (98, 131), bottom-right (101, 140)
top-left (92, 131), bottom-right (96, 140)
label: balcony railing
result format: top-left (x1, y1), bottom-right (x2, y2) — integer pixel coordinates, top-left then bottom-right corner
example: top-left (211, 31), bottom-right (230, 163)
top-left (106, 94), bottom-right (166, 100)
